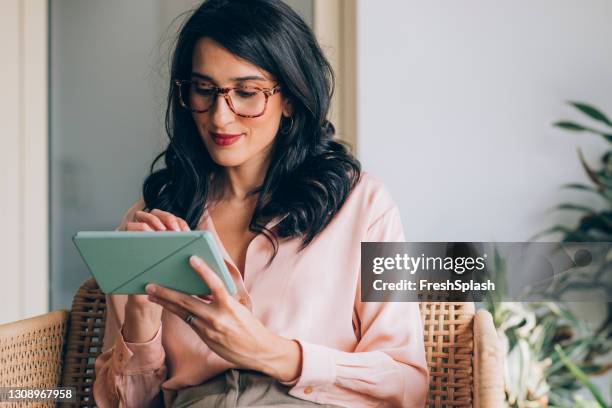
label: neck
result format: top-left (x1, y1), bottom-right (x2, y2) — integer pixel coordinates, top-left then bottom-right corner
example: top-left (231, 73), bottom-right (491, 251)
top-left (221, 154), bottom-right (271, 202)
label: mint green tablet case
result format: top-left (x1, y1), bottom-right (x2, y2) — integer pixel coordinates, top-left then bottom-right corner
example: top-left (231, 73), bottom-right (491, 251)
top-left (72, 231), bottom-right (237, 295)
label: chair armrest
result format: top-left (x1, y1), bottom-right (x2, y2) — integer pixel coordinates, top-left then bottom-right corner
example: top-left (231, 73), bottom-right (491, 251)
top-left (473, 309), bottom-right (504, 408)
top-left (0, 310), bottom-right (70, 388)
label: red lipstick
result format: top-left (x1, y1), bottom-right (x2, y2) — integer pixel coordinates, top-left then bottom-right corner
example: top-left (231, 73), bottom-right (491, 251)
top-left (210, 132), bottom-right (242, 146)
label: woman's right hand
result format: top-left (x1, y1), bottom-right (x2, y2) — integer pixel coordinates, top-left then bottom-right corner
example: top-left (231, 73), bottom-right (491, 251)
top-left (120, 209), bottom-right (191, 342)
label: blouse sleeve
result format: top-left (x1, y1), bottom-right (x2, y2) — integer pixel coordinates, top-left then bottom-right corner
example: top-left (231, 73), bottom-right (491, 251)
top-left (93, 198), bottom-right (168, 407)
top-left (282, 206), bottom-right (429, 408)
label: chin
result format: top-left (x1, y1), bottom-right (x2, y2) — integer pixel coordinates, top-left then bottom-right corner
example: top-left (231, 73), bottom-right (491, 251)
top-left (207, 150), bottom-right (249, 168)
top-left (201, 138), bottom-right (242, 164)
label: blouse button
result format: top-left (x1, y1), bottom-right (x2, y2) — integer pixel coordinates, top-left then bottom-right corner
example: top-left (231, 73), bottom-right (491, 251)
top-left (304, 386), bottom-right (313, 395)
top-left (239, 297), bottom-right (248, 306)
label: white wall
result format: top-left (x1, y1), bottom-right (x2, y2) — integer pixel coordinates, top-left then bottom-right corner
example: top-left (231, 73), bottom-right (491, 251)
top-left (356, 0), bottom-right (612, 399)
top-left (0, 0), bottom-right (48, 324)
top-left (50, 0), bottom-right (168, 311)
top-left (357, 0), bottom-right (612, 242)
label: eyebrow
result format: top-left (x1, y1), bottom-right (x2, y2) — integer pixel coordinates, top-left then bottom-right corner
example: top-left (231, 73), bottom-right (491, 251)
top-left (191, 72), bottom-right (269, 82)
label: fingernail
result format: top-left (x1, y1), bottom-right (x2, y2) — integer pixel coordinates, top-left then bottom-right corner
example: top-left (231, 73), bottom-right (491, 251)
top-left (145, 283), bottom-right (156, 294)
top-left (190, 255), bottom-right (202, 265)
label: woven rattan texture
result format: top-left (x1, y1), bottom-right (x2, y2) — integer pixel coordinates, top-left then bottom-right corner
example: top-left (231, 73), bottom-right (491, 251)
top-left (60, 278), bottom-right (107, 407)
top-left (0, 310), bottom-right (68, 408)
top-left (419, 302), bottom-right (475, 408)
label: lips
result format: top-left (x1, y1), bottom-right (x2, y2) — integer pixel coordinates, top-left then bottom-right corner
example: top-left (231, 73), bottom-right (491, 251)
top-left (210, 132), bottom-right (243, 146)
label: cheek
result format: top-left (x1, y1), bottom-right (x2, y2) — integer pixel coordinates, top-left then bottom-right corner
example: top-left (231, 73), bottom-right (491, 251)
top-left (245, 115), bottom-right (282, 146)
top-left (192, 113), bottom-right (209, 128)
top-left (254, 119), bottom-right (280, 142)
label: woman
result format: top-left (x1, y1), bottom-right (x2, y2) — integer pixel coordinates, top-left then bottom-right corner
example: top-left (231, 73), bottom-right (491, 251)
top-left (93, 0), bottom-right (428, 407)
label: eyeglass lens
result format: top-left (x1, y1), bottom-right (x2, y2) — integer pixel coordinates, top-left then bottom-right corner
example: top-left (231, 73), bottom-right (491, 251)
top-left (179, 82), bottom-right (267, 116)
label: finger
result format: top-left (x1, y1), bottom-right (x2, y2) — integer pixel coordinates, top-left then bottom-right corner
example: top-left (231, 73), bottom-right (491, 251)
top-left (177, 218), bottom-right (191, 231)
top-left (150, 209), bottom-right (181, 231)
top-left (145, 283), bottom-right (209, 319)
top-left (148, 295), bottom-right (200, 328)
top-left (126, 222), bottom-right (154, 232)
top-left (197, 294), bottom-right (214, 301)
top-left (196, 294), bottom-right (215, 304)
top-left (189, 255), bottom-right (231, 305)
top-left (134, 211), bottom-right (167, 231)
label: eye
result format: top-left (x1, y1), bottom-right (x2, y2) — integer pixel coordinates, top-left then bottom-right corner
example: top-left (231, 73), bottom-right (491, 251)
top-left (235, 88), bottom-right (258, 98)
top-left (193, 85), bottom-right (215, 96)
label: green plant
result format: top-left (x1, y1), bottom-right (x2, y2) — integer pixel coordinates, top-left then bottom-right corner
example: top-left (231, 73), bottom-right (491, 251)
top-left (482, 102), bottom-right (612, 406)
top-left (483, 249), bottom-right (610, 407)
top-left (549, 102), bottom-right (612, 241)
top-left (536, 101), bottom-right (612, 360)
top-left (554, 344), bottom-right (609, 407)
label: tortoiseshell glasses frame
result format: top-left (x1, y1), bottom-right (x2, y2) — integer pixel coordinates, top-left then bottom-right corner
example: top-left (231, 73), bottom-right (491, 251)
top-left (174, 79), bottom-right (282, 118)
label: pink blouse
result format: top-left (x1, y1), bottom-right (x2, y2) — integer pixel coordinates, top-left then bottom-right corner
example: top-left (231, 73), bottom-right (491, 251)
top-left (93, 172), bottom-right (429, 407)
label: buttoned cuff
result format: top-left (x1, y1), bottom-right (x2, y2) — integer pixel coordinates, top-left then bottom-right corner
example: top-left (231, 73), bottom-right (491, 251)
top-left (112, 323), bottom-right (165, 374)
top-left (282, 339), bottom-right (337, 399)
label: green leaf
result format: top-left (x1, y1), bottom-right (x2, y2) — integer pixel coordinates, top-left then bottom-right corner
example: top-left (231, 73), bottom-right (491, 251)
top-left (554, 120), bottom-right (612, 143)
top-left (548, 339), bottom-right (593, 374)
top-left (560, 184), bottom-right (612, 205)
top-left (554, 344), bottom-right (609, 408)
top-left (569, 101), bottom-right (612, 128)
top-left (555, 121), bottom-right (590, 131)
top-left (595, 169), bottom-right (612, 189)
top-left (555, 203), bottom-right (595, 214)
top-left (571, 214), bottom-right (612, 241)
top-left (561, 183), bottom-right (600, 193)
top-left (531, 225), bottom-right (579, 241)
top-left (578, 148), bottom-right (607, 188)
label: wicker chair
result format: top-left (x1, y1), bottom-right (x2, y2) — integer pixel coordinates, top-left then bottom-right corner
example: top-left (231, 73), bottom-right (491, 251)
top-left (0, 310), bottom-right (69, 408)
top-left (0, 278), bottom-right (504, 407)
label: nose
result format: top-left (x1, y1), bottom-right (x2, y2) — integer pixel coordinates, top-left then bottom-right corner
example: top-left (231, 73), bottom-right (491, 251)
top-left (210, 93), bottom-right (236, 128)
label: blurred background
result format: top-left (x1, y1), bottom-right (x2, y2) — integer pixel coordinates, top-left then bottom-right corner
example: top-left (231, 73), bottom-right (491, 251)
top-left (45, 0), bottom-right (317, 319)
top-left (1, 0), bottom-right (610, 405)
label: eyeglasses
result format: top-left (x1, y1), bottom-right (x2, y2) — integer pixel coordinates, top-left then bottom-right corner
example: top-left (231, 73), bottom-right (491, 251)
top-left (174, 79), bottom-right (281, 118)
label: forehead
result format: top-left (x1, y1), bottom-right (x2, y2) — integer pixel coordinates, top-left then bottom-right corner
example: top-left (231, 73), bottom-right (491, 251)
top-left (191, 37), bottom-right (273, 82)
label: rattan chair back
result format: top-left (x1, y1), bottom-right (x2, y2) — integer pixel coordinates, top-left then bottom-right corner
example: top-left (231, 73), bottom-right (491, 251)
top-left (60, 278), bottom-right (478, 408)
top-left (0, 310), bottom-right (69, 408)
top-left (420, 302), bottom-right (475, 407)
top-left (60, 278), bottom-right (107, 407)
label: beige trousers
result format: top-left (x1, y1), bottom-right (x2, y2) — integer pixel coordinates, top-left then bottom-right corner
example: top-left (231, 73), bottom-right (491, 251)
top-left (172, 369), bottom-right (344, 408)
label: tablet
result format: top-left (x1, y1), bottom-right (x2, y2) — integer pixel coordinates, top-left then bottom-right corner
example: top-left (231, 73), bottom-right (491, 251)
top-left (72, 230), bottom-right (237, 295)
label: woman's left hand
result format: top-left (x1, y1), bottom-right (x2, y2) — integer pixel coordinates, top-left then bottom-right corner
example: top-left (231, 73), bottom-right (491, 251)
top-left (144, 255), bottom-right (302, 383)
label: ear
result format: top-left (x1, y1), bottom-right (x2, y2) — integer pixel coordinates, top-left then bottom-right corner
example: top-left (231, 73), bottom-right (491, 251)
top-left (282, 97), bottom-right (293, 117)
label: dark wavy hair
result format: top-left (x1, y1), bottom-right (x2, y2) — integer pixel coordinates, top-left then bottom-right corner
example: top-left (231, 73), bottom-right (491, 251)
top-left (142, 0), bottom-right (361, 258)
